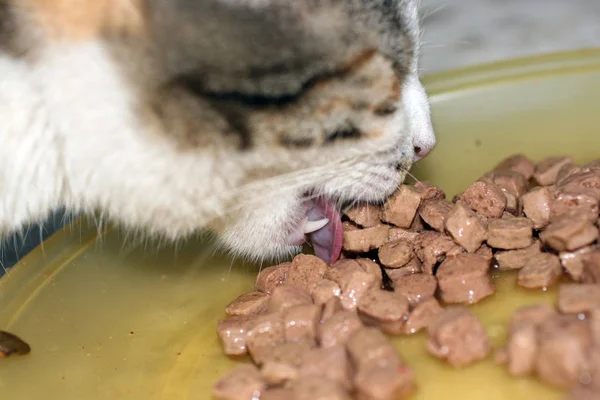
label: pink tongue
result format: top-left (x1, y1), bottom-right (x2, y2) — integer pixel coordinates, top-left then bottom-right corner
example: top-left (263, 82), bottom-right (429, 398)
top-left (305, 197), bottom-right (343, 265)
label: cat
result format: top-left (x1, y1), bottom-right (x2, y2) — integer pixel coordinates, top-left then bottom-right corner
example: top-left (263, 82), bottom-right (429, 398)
top-left (0, 0), bottom-right (435, 265)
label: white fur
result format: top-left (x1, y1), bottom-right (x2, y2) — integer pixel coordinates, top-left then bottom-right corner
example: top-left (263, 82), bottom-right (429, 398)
top-left (403, 73), bottom-right (436, 160)
top-left (1, 43), bottom-right (231, 239)
top-left (0, 55), bottom-right (64, 236)
top-left (0, 41), bottom-right (426, 262)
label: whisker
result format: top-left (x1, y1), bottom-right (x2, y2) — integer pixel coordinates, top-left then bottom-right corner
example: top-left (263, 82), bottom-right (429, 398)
top-left (420, 1), bottom-right (450, 23)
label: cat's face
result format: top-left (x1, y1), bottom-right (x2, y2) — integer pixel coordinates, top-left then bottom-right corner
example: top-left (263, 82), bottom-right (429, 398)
top-left (1, 0), bottom-right (434, 264)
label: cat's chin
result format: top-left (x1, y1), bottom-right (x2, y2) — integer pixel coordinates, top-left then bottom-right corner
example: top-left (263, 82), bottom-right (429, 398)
top-left (284, 195), bottom-right (344, 265)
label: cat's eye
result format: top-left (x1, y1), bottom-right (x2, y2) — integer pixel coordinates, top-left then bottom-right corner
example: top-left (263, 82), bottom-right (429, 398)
top-left (324, 123), bottom-right (362, 143)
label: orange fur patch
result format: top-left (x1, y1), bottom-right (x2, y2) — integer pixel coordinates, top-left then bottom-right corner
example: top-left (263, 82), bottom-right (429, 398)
top-left (15, 0), bottom-right (146, 40)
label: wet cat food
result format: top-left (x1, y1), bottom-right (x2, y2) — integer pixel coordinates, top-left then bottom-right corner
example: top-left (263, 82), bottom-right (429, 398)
top-left (255, 263), bottom-right (290, 295)
top-left (459, 178), bottom-right (507, 218)
top-left (418, 199), bottom-right (453, 232)
top-left (378, 240), bottom-right (414, 269)
top-left (342, 224), bottom-right (390, 253)
top-left (426, 307), bottom-right (491, 367)
top-left (444, 201), bottom-right (487, 253)
top-left (486, 217), bottom-right (533, 249)
top-left (517, 253), bottom-right (562, 289)
top-left (213, 153), bottom-right (600, 400)
top-left (436, 254), bottom-right (494, 304)
top-left (494, 240), bottom-right (541, 270)
top-left (380, 185), bottom-right (422, 228)
top-left (225, 291), bottom-right (270, 316)
top-left (533, 156), bottom-right (573, 186)
top-left (0, 331), bottom-right (31, 358)
top-left (521, 187), bottom-right (554, 229)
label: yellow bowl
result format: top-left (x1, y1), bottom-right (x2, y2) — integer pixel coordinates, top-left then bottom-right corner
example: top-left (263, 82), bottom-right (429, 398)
top-left (2, 49), bottom-right (600, 400)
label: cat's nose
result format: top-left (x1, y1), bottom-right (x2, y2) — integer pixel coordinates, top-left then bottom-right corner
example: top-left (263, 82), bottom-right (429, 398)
top-left (413, 139), bottom-right (435, 162)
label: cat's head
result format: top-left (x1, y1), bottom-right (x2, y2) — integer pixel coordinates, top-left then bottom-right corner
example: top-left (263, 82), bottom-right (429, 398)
top-left (3, 0), bottom-right (434, 264)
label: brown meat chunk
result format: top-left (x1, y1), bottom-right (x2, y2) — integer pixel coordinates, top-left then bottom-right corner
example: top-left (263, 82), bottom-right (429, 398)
top-left (487, 217), bottom-right (533, 250)
top-left (356, 258), bottom-right (383, 283)
top-left (445, 201), bottom-right (487, 253)
top-left (557, 284), bottom-right (600, 314)
top-left (517, 253), bottom-right (562, 289)
top-left (321, 297), bottom-right (344, 322)
top-left (260, 388), bottom-right (294, 400)
top-left (492, 170), bottom-right (529, 197)
top-left (403, 297), bottom-right (444, 335)
top-left (474, 244), bottom-right (493, 262)
top-left (393, 273), bottom-right (438, 305)
top-left (584, 158), bottom-right (600, 170)
top-left (565, 385), bottom-right (600, 400)
top-left (380, 185), bottom-right (422, 228)
top-left (300, 345), bottom-right (353, 390)
top-left (347, 327), bottom-right (400, 370)
top-left (560, 246), bottom-right (596, 281)
top-left (345, 204), bottom-right (382, 228)
top-left (327, 259), bottom-right (379, 310)
top-left (414, 181), bottom-right (446, 201)
top-left (590, 308), bottom-right (600, 345)
top-left (287, 254), bottom-right (328, 292)
top-left (354, 363), bottom-right (416, 400)
top-left (284, 304), bottom-right (321, 343)
top-left (427, 307), bottom-right (491, 367)
top-left (509, 304), bottom-right (556, 332)
top-left (419, 199), bottom-right (453, 232)
top-left (310, 279), bottom-right (341, 305)
top-left (338, 274), bottom-right (379, 311)
top-left (388, 228), bottom-right (420, 246)
top-left (409, 214), bottom-right (426, 231)
top-left (551, 189), bottom-right (599, 222)
top-left (503, 192), bottom-right (520, 216)
top-left (378, 320), bottom-right (406, 336)
top-left (327, 259), bottom-right (363, 284)
top-left (260, 361), bottom-right (299, 385)
top-left (343, 221), bottom-right (359, 232)
top-left (212, 364), bottom-right (266, 400)
top-left (225, 291), bottom-right (270, 316)
top-left (495, 241), bottom-right (542, 270)
top-left (343, 225), bottom-right (390, 253)
top-left (556, 162), bottom-right (583, 184)
top-left (255, 262), bottom-right (290, 294)
top-left (217, 316), bottom-right (252, 356)
top-left (0, 331), bottom-right (31, 358)
top-left (533, 156), bottom-right (573, 186)
top-left (540, 212), bottom-right (599, 252)
top-left (267, 285), bottom-right (313, 313)
top-left (384, 259), bottom-right (422, 281)
top-left (558, 170), bottom-right (600, 201)
top-left (493, 154), bottom-right (536, 179)
top-left (436, 254), bottom-right (495, 304)
top-left (291, 377), bottom-right (350, 400)
top-left (378, 240), bottom-right (413, 268)
top-left (245, 312), bottom-right (286, 364)
top-left (263, 340), bottom-right (314, 367)
top-left (583, 251), bottom-right (600, 284)
top-left (414, 231), bottom-right (464, 274)
top-left (357, 287), bottom-right (410, 322)
top-left (318, 310), bottom-right (363, 348)
top-left (535, 314), bottom-right (592, 388)
top-left (505, 320), bottom-right (538, 376)
top-left (521, 187), bottom-right (555, 229)
top-left (459, 178), bottom-right (507, 218)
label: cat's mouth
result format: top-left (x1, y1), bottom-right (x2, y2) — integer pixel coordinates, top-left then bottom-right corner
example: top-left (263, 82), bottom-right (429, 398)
top-left (286, 195), bottom-right (343, 265)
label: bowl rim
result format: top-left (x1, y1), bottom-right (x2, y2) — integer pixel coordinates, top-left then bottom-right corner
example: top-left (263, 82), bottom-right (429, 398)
top-left (422, 47), bottom-right (600, 96)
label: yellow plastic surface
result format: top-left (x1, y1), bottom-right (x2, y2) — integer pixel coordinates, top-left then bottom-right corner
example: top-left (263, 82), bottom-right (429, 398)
top-left (3, 49), bottom-right (600, 399)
